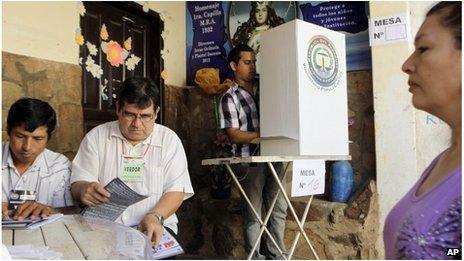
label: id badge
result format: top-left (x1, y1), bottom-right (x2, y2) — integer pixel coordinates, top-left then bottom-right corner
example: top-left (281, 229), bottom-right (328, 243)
top-left (120, 155), bottom-right (145, 182)
top-left (9, 190), bottom-right (36, 206)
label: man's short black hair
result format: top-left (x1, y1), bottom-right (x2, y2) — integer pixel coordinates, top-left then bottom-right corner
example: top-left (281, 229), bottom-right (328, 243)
top-left (7, 98), bottom-right (57, 137)
top-left (228, 44), bottom-right (255, 65)
top-left (117, 77), bottom-right (160, 110)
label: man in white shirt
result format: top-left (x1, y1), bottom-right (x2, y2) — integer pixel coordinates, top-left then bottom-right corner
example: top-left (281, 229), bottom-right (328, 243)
top-left (2, 98), bottom-right (73, 220)
top-left (71, 77), bottom-right (194, 246)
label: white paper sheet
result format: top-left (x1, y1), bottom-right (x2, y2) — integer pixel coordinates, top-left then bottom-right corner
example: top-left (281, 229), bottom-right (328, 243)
top-left (291, 160), bottom-right (326, 197)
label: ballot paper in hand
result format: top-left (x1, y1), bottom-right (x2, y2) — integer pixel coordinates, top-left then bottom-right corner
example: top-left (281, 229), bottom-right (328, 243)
top-left (81, 178), bottom-right (148, 221)
top-left (152, 228), bottom-right (184, 259)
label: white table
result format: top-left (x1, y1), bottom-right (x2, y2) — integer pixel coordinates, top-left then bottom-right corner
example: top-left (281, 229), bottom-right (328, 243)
top-left (2, 215), bottom-right (152, 259)
top-left (202, 155), bottom-right (350, 260)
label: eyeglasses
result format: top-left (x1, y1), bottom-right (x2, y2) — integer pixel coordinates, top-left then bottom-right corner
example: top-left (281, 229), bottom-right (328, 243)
top-left (122, 111), bottom-right (155, 123)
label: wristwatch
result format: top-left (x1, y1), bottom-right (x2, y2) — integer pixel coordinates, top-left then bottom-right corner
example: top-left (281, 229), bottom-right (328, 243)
top-left (148, 211), bottom-right (164, 226)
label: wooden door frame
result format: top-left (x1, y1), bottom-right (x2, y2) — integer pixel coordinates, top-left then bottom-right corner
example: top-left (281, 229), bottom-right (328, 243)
top-left (80, 1), bottom-right (165, 127)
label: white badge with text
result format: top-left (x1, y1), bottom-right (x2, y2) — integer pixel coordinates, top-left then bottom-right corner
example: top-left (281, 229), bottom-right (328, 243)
top-left (291, 160), bottom-right (326, 197)
top-left (120, 156), bottom-right (145, 182)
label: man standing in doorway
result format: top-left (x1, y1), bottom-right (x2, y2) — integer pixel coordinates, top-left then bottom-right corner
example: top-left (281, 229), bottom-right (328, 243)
top-left (218, 44), bottom-right (288, 259)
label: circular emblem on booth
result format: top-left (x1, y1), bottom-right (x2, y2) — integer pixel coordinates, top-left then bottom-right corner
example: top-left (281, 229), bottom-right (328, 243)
top-left (304, 36), bottom-right (341, 91)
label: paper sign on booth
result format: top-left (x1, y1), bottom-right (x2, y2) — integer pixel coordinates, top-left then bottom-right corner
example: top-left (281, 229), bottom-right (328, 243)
top-left (291, 160), bottom-right (325, 197)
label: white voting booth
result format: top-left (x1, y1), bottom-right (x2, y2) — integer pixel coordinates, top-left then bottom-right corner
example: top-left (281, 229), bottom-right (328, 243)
top-left (260, 19), bottom-right (349, 157)
top-left (202, 19), bottom-right (350, 260)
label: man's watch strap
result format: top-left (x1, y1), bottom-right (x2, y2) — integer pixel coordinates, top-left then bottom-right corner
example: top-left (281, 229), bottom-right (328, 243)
top-left (148, 211), bottom-right (164, 225)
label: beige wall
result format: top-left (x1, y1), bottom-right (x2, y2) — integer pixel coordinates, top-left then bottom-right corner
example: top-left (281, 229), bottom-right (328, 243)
top-left (370, 0), bottom-right (449, 257)
top-left (370, 3), bottom-right (417, 255)
top-left (143, 1), bottom-right (186, 87)
top-left (2, 1), bottom-right (187, 86)
top-left (2, 2), bottom-right (80, 65)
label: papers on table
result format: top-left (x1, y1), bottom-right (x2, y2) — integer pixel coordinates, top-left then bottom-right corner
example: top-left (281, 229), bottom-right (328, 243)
top-left (2, 213), bottom-right (63, 230)
top-left (6, 244), bottom-right (63, 260)
top-left (81, 178), bottom-right (148, 221)
top-left (116, 229), bottom-right (148, 259)
top-left (152, 228), bottom-right (184, 259)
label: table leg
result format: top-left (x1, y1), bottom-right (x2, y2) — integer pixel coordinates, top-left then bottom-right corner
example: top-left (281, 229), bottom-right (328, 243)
top-left (287, 195), bottom-right (313, 259)
top-left (248, 162), bottom-right (291, 260)
top-left (266, 162), bottom-right (319, 260)
top-left (224, 163), bottom-right (284, 260)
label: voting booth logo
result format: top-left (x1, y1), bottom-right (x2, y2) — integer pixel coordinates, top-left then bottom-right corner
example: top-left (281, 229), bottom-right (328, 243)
top-left (305, 36), bottom-right (341, 91)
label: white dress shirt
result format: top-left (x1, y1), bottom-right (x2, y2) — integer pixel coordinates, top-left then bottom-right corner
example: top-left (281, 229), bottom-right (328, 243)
top-left (71, 121), bottom-right (194, 233)
top-left (2, 143), bottom-right (74, 207)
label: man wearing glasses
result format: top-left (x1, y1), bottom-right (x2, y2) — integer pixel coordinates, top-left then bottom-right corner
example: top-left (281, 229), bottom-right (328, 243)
top-left (71, 77), bottom-right (193, 246)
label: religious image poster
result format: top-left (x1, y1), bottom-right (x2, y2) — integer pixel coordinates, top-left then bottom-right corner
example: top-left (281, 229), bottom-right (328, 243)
top-left (186, 1), bottom-right (370, 86)
top-left (186, 1), bottom-right (297, 86)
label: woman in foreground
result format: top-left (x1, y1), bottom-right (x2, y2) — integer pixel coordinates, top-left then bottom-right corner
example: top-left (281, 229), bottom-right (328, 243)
top-left (384, 2), bottom-right (461, 259)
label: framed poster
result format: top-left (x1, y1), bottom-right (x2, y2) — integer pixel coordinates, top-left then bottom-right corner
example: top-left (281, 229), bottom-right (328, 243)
top-left (186, 1), bottom-right (297, 85)
top-left (228, 1), bottom-right (297, 73)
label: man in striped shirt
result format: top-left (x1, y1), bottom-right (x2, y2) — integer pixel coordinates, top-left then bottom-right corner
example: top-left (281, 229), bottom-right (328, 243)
top-left (219, 44), bottom-right (288, 259)
top-left (2, 98), bottom-right (73, 220)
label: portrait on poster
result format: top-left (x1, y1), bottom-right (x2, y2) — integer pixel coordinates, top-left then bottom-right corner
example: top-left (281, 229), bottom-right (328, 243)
top-left (228, 1), bottom-right (297, 72)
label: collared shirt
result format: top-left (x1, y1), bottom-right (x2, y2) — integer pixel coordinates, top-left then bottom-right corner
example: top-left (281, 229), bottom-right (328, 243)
top-left (2, 143), bottom-right (73, 207)
top-left (218, 82), bottom-right (259, 157)
top-left (71, 121), bottom-right (194, 233)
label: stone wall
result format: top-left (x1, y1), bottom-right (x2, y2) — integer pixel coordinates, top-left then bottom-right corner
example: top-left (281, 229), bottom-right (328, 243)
top-left (164, 70), bottom-right (380, 259)
top-left (347, 71), bottom-right (376, 191)
top-left (2, 52), bottom-right (83, 159)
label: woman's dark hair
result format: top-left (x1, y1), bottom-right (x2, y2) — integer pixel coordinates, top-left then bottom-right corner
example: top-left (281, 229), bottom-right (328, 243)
top-left (232, 2), bottom-right (285, 46)
top-left (117, 77), bottom-right (160, 110)
top-left (228, 44), bottom-right (255, 64)
top-left (427, 1), bottom-right (461, 49)
top-left (7, 98), bottom-right (57, 138)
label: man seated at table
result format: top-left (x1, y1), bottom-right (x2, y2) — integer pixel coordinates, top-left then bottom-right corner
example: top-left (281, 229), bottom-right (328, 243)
top-left (218, 44), bottom-right (288, 259)
top-left (2, 98), bottom-right (73, 220)
top-left (71, 77), bottom-right (194, 246)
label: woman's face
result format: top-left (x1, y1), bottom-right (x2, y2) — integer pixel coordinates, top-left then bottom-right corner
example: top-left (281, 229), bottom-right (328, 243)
top-left (254, 3), bottom-right (269, 26)
top-left (402, 14), bottom-right (461, 115)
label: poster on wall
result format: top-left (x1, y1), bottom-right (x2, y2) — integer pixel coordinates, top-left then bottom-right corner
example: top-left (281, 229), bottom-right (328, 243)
top-left (186, 1), bottom-right (370, 86)
top-left (186, 2), bottom-right (230, 86)
top-left (298, 1), bottom-right (371, 71)
top-left (228, 1), bottom-right (298, 73)
top-left (186, 1), bottom-right (297, 86)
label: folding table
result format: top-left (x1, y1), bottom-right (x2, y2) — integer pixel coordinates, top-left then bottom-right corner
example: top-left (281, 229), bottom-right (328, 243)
top-left (202, 155), bottom-right (350, 260)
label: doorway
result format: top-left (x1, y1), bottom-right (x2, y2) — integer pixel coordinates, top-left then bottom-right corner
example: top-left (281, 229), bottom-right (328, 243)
top-left (79, 1), bottom-right (164, 133)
